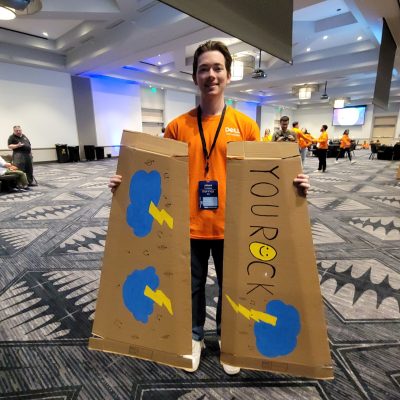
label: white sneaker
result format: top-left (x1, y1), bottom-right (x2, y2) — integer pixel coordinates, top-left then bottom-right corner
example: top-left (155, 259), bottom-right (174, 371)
top-left (182, 339), bottom-right (205, 372)
top-left (335, 160), bottom-right (339, 164)
top-left (351, 160), bottom-right (356, 164)
top-left (313, 169), bottom-right (321, 173)
top-left (218, 340), bottom-right (241, 375)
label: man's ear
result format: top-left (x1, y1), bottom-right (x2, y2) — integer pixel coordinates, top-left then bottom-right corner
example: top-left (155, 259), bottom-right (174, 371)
top-left (227, 72), bottom-right (231, 84)
top-left (192, 74), bottom-right (198, 86)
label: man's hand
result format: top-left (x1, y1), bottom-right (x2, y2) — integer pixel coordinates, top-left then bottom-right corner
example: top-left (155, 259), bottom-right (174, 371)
top-left (9, 165), bottom-right (18, 171)
top-left (108, 175), bottom-right (122, 193)
top-left (293, 174), bottom-right (310, 197)
top-left (18, 142), bottom-right (24, 147)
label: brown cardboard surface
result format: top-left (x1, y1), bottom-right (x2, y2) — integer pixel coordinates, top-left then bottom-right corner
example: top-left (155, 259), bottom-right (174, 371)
top-left (397, 164), bottom-right (400, 179)
top-left (221, 141), bottom-right (333, 379)
top-left (90, 131), bottom-right (192, 368)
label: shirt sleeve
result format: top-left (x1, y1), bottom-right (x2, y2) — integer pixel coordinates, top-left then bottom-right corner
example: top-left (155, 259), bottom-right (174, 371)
top-left (164, 121), bottom-right (176, 140)
top-left (7, 135), bottom-right (17, 146)
top-left (247, 120), bottom-right (260, 141)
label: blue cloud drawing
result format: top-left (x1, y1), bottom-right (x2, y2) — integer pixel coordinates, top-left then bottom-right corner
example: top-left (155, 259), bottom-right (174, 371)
top-left (126, 170), bottom-right (161, 237)
top-left (254, 300), bottom-right (301, 358)
top-left (122, 266), bottom-right (159, 323)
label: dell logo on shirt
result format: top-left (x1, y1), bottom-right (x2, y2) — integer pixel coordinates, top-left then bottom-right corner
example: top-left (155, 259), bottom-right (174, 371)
top-left (225, 127), bottom-right (240, 135)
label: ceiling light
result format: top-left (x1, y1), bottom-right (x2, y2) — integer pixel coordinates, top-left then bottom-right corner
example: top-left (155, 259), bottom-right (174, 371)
top-left (306, 47), bottom-right (311, 52)
top-left (334, 99), bottom-right (345, 108)
top-left (0, 6), bottom-right (16, 20)
top-left (43, 32), bottom-right (48, 37)
top-left (333, 97), bottom-right (350, 108)
top-left (298, 87), bottom-right (312, 100)
top-left (157, 61), bottom-right (161, 65)
top-left (292, 84), bottom-right (319, 100)
top-left (323, 35), bottom-right (328, 40)
top-left (357, 36), bottom-right (362, 41)
top-left (231, 59), bottom-right (244, 81)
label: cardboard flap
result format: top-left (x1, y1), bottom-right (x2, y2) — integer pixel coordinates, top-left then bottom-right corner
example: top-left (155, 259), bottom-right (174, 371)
top-left (121, 130), bottom-right (188, 157)
top-left (227, 141), bottom-right (299, 159)
top-left (91, 132), bottom-right (192, 369)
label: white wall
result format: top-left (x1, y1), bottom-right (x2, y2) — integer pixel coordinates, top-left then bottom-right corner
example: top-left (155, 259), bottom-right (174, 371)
top-left (260, 105), bottom-right (277, 136)
top-left (141, 86), bottom-right (164, 110)
top-left (234, 101), bottom-right (258, 122)
top-left (293, 104), bottom-right (374, 140)
top-left (91, 77), bottom-right (142, 146)
top-left (0, 62), bottom-right (78, 151)
top-left (164, 90), bottom-right (196, 125)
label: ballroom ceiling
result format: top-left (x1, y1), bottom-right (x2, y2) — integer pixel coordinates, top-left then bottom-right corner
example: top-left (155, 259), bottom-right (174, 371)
top-left (0, 0), bottom-right (399, 108)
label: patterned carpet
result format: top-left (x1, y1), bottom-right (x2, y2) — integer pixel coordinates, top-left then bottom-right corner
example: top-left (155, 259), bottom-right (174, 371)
top-left (0, 150), bottom-right (399, 400)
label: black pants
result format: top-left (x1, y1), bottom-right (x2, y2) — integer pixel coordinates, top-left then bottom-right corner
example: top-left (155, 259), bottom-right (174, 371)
top-left (317, 149), bottom-right (327, 171)
top-left (190, 239), bottom-right (223, 341)
top-left (336, 148), bottom-right (352, 161)
top-left (12, 152), bottom-right (33, 184)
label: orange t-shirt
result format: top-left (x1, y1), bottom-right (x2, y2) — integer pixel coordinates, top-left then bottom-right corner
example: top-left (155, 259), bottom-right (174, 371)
top-left (164, 106), bottom-right (259, 239)
top-left (316, 131), bottom-right (329, 149)
top-left (293, 127), bottom-right (313, 149)
top-left (340, 134), bottom-right (351, 149)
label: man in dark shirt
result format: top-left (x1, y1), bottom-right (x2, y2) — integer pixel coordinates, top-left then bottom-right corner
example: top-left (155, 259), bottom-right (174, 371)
top-left (8, 125), bottom-right (36, 186)
top-left (271, 116), bottom-right (296, 142)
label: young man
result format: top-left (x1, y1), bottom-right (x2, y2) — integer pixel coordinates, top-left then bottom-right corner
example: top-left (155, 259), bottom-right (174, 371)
top-left (109, 41), bottom-right (310, 374)
top-left (271, 116), bottom-right (296, 142)
top-left (314, 124), bottom-right (329, 172)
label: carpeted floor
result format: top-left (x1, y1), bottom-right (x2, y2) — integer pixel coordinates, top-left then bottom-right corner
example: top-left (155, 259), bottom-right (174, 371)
top-left (0, 150), bottom-right (399, 400)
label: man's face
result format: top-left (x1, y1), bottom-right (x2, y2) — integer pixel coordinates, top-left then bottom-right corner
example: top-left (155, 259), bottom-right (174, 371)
top-left (280, 120), bottom-right (289, 132)
top-left (13, 126), bottom-right (22, 136)
top-left (193, 50), bottom-right (230, 97)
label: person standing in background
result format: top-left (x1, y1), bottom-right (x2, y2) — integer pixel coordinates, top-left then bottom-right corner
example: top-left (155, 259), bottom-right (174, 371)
top-left (292, 122), bottom-right (313, 165)
top-left (271, 116), bottom-right (296, 142)
top-left (335, 129), bottom-right (356, 164)
top-left (262, 128), bottom-right (273, 142)
top-left (314, 124), bottom-right (329, 172)
top-left (7, 125), bottom-right (36, 186)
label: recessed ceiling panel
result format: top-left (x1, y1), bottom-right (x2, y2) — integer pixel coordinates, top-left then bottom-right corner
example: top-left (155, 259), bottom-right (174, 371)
top-left (159, 0), bottom-right (293, 63)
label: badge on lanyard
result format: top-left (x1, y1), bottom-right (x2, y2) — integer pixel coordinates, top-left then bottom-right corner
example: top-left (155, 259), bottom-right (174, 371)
top-left (199, 180), bottom-right (218, 209)
top-left (196, 104), bottom-right (226, 210)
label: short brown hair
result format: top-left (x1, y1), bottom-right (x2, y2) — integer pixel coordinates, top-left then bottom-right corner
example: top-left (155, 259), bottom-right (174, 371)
top-left (280, 116), bottom-right (289, 123)
top-left (192, 40), bottom-right (232, 77)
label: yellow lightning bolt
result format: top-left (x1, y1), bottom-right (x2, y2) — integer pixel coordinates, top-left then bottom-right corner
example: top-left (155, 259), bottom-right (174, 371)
top-left (226, 294), bottom-right (277, 326)
top-left (148, 201), bottom-right (174, 229)
top-left (144, 285), bottom-right (173, 315)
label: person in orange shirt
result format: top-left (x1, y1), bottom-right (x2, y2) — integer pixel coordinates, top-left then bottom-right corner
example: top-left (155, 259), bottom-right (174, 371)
top-left (314, 124), bottom-right (329, 172)
top-left (292, 122), bottom-right (313, 165)
top-left (335, 129), bottom-right (356, 164)
top-left (108, 41), bottom-right (310, 374)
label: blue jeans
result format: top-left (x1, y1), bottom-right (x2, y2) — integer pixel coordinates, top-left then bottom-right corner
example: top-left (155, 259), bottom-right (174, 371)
top-left (299, 147), bottom-right (307, 164)
top-left (191, 239), bottom-right (224, 341)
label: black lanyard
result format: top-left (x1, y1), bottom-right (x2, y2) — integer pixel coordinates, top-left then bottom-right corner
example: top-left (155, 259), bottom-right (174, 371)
top-left (197, 104), bottom-right (227, 175)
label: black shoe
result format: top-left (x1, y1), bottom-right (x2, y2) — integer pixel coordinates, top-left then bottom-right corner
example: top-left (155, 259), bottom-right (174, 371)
top-left (28, 183), bottom-right (37, 187)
